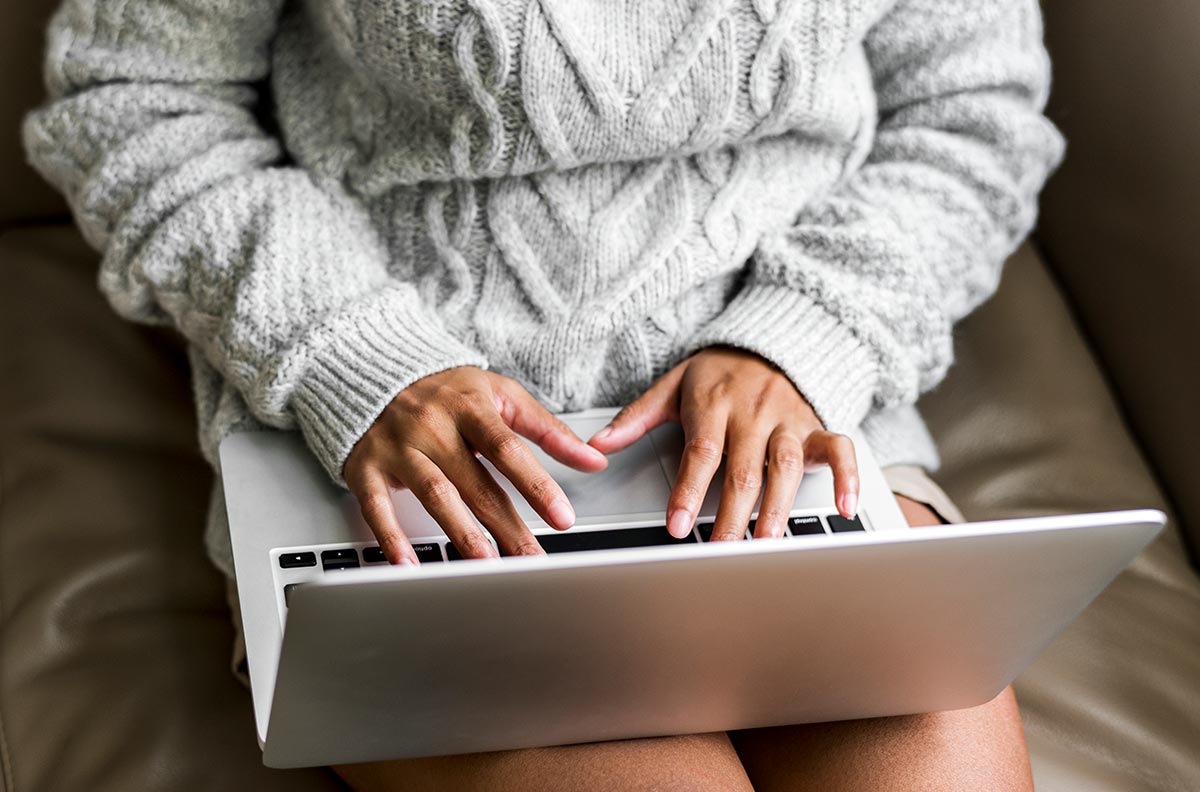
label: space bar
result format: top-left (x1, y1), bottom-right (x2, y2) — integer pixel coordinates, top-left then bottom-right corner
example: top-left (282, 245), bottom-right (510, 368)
top-left (535, 526), bottom-right (696, 553)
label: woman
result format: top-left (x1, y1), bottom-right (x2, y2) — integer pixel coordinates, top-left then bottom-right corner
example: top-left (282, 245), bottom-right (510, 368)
top-left (25, 0), bottom-right (1063, 788)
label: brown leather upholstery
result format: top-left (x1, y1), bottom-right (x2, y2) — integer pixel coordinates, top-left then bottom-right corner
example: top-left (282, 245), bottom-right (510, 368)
top-left (0, 226), bottom-right (342, 791)
top-left (3, 226), bottom-right (1196, 789)
top-left (1036, 0), bottom-right (1200, 563)
top-left (0, 1), bottom-right (67, 227)
top-left (924, 245), bottom-right (1200, 792)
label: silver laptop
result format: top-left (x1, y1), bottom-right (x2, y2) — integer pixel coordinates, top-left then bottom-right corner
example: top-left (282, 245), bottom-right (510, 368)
top-left (219, 407), bottom-right (1164, 768)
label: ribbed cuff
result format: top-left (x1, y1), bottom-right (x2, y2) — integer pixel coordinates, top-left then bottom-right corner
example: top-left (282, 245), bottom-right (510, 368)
top-left (684, 283), bottom-right (878, 432)
top-left (292, 286), bottom-right (488, 483)
top-left (860, 404), bottom-right (941, 471)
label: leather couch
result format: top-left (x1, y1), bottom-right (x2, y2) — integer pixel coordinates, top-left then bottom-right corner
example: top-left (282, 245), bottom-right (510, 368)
top-left (2, 1), bottom-right (1197, 790)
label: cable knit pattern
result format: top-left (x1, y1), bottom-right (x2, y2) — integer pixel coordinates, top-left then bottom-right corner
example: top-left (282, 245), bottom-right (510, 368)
top-left (24, 0), bottom-right (1063, 576)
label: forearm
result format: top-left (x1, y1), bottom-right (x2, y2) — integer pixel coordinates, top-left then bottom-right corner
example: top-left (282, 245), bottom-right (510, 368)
top-left (23, 0), bottom-right (487, 480)
top-left (688, 0), bottom-right (1064, 432)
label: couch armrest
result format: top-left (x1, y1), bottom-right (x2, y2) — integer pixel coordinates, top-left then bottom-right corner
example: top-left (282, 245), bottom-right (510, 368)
top-left (1035, 0), bottom-right (1200, 566)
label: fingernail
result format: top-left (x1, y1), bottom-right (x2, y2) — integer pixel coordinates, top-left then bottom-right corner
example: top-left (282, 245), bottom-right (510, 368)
top-left (841, 493), bottom-right (858, 518)
top-left (549, 498), bottom-right (576, 529)
top-left (667, 509), bottom-right (692, 539)
top-left (398, 557), bottom-right (416, 567)
top-left (591, 425), bottom-right (613, 443)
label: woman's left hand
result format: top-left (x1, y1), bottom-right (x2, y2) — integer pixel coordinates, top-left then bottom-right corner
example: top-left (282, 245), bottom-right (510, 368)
top-left (588, 346), bottom-right (860, 540)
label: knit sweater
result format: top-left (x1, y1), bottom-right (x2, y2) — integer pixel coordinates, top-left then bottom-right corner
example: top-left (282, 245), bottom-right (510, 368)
top-left (25, 0), bottom-right (1063, 577)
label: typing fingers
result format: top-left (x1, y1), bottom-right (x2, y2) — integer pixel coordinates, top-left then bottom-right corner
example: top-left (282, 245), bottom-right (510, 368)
top-left (429, 434), bottom-right (546, 557)
top-left (461, 414), bottom-right (576, 532)
top-left (345, 465), bottom-right (419, 565)
top-left (754, 428), bottom-right (806, 539)
top-left (710, 424), bottom-right (769, 541)
top-left (666, 406), bottom-right (727, 539)
top-left (803, 430), bottom-right (860, 518)
top-left (495, 377), bottom-right (608, 473)
top-left (393, 448), bottom-right (499, 561)
top-left (589, 363), bottom-right (685, 455)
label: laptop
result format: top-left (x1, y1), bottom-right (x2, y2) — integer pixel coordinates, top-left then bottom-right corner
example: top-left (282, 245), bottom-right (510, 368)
top-left (219, 407), bottom-right (1165, 768)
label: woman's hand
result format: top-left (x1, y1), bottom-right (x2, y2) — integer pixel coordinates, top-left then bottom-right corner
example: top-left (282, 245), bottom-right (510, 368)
top-left (588, 347), bottom-right (859, 541)
top-left (344, 367), bottom-right (608, 564)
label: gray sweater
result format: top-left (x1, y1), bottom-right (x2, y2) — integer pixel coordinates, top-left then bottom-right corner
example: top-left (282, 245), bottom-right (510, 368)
top-left (25, 0), bottom-right (1063, 576)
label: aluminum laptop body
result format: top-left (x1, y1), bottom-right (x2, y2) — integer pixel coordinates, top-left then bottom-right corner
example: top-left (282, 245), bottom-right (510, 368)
top-left (219, 408), bottom-right (1165, 768)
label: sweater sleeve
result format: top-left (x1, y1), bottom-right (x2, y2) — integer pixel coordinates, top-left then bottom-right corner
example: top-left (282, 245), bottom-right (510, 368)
top-left (685, 0), bottom-right (1064, 432)
top-left (23, 0), bottom-right (487, 481)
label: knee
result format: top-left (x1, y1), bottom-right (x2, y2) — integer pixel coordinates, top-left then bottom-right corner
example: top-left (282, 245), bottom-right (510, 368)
top-left (641, 733), bottom-right (755, 792)
top-left (896, 494), bottom-right (942, 527)
top-left (551, 733), bottom-right (753, 792)
top-left (334, 733), bottom-right (754, 792)
top-left (906, 685), bottom-right (1032, 791)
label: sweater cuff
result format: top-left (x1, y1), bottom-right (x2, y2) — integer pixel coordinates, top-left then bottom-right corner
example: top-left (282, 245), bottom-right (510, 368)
top-left (685, 283), bottom-right (878, 432)
top-left (291, 286), bottom-right (488, 483)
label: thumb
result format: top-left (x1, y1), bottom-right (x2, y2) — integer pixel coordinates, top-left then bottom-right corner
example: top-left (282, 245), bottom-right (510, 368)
top-left (589, 363), bottom-right (685, 454)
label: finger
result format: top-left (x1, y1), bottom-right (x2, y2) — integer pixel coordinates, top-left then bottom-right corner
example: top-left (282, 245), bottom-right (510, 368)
top-left (345, 465), bottom-right (418, 565)
top-left (493, 378), bottom-right (608, 472)
top-left (430, 439), bottom-right (545, 557)
top-left (588, 364), bottom-right (685, 454)
top-left (711, 423), bottom-right (768, 541)
top-left (396, 449), bottom-right (499, 560)
top-left (461, 414), bottom-right (576, 531)
top-left (754, 428), bottom-right (806, 538)
top-left (667, 405), bottom-right (728, 539)
top-left (804, 431), bottom-right (860, 518)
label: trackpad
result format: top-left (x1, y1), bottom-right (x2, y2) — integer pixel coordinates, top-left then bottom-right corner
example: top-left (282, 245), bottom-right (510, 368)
top-left (481, 415), bottom-right (671, 522)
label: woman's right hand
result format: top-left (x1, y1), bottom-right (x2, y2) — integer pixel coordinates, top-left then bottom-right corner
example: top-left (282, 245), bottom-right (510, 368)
top-left (343, 367), bottom-right (608, 564)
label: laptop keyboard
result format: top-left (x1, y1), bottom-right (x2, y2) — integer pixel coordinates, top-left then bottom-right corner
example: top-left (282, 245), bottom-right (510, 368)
top-left (274, 512), bottom-right (868, 608)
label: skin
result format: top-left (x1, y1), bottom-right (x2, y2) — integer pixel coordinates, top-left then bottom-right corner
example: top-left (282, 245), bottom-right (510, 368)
top-left (339, 348), bottom-right (1033, 790)
top-left (344, 347), bottom-right (859, 558)
top-left (344, 365), bottom-right (610, 565)
top-left (588, 346), bottom-right (860, 541)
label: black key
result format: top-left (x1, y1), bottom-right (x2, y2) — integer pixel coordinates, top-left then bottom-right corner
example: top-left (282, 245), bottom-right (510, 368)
top-left (788, 515), bottom-right (826, 536)
top-left (278, 551), bottom-right (316, 569)
top-left (536, 526), bottom-right (695, 554)
top-left (283, 582), bottom-right (304, 607)
top-left (361, 544), bottom-right (442, 563)
top-left (412, 542), bottom-right (444, 563)
top-left (321, 548), bottom-right (360, 570)
top-left (446, 539), bottom-right (502, 560)
top-left (697, 522), bottom-right (750, 542)
top-left (827, 514), bottom-right (866, 533)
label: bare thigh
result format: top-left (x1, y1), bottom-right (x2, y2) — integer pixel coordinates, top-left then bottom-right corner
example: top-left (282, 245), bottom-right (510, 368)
top-left (730, 687), bottom-right (1030, 792)
top-left (729, 496), bottom-right (1034, 792)
top-left (333, 732), bottom-right (753, 792)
